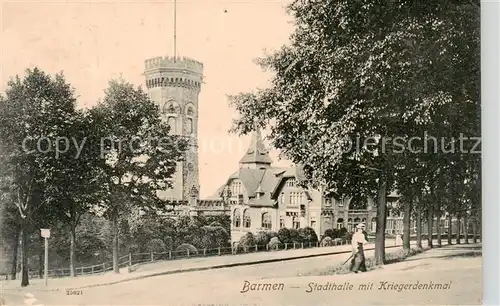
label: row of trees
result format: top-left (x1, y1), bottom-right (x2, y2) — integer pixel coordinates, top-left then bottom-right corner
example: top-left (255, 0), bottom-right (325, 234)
top-left (229, 0), bottom-right (480, 265)
top-left (0, 69), bottom-right (191, 286)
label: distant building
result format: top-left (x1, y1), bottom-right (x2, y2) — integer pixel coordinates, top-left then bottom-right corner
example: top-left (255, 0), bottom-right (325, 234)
top-left (209, 127), bottom-right (479, 244)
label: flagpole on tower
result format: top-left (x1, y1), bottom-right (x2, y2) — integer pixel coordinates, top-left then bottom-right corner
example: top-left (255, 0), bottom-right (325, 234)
top-left (173, 0), bottom-right (177, 62)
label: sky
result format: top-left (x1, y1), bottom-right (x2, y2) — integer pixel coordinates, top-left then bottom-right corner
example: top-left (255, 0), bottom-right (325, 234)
top-left (0, 0), bottom-right (295, 197)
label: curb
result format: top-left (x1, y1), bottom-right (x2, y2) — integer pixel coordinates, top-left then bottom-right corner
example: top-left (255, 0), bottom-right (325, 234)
top-left (68, 244), bottom-right (401, 290)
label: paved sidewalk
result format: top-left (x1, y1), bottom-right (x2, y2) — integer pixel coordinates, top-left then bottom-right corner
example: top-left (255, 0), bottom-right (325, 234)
top-left (1, 239), bottom-right (400, 291)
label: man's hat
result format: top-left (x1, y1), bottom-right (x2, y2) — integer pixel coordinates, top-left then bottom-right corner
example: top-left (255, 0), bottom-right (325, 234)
top-left (356, 223), bottom-right (365, 229)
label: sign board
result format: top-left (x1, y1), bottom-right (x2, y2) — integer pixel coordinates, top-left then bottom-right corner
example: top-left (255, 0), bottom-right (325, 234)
top-left (40, 228), bottom-right (50, 238)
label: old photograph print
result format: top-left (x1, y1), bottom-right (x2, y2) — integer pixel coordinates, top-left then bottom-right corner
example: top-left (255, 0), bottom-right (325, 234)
top-left (0, 0), bottom-right (481, 305)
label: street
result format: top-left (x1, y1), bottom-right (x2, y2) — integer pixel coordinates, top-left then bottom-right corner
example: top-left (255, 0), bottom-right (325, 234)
top-left (7, 244), bottom-right (481, 306)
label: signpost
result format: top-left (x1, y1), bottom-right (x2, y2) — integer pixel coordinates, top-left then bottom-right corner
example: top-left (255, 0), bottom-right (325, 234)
top-left (40, 229), bottom-right (50, 287)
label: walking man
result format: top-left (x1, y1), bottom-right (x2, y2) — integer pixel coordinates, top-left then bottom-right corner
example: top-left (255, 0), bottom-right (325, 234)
top-left (350, 223), bottom-right (368, 273)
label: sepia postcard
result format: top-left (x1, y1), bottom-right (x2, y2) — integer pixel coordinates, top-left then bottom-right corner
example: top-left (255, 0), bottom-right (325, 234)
top-left (0, 0), bottom-right (486, 305)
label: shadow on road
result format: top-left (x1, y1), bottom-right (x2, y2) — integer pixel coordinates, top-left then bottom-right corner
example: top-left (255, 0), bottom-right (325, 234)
top-left (386, 244), bottom-right (482, 265)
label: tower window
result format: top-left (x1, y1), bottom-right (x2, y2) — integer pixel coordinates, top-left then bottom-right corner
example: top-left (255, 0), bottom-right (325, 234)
top-left (167, 116), bottom-right (176, 134)
top-left (187, 118), bottom-right (193, 134)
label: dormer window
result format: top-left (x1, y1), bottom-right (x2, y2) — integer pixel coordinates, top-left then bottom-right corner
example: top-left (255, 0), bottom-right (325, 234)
top-left (286, 178), bottom-right (296, 187)
top-left (325, 198), bottom-right (332, 207)
top-left (231, 180), bottom-right (242, 196)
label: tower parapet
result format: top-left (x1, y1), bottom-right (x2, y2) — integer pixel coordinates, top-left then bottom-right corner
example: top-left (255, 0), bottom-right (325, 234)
top-left (144, 56), bottom-right (203, 90)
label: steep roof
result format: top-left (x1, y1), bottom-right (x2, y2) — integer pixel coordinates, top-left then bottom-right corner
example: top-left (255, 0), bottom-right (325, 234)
top-left (239, 128), bottom-right (273, 165)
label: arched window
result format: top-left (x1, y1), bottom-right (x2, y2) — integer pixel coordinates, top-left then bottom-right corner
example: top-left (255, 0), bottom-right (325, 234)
top-left (336, 218), bottom-right (344, 229)
top-left (262, 213), bottom-right (272, 229)
top-left (292, 216), bottom-right (300, 229)
top-left (354, 217), bottom-right (360, 228)
top-left (243, 209), bottom-right (251, 228)
top-left (167, 116), bottom-right (176, 134)
top-left (163, 100), bottom-right (180, 115)
top-left (187, 118), bottom-right (193, 134)
top-left (186, 105), bottom-right (195, 134)
top-left (233, 208), bottom-right (241, 228)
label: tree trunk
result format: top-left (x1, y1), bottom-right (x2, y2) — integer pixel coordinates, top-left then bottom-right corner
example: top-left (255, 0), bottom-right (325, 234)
top-left (472, 217), bottom-right (477, 243)
top-left (38, 236), bottom-right (44, 278)
top-left (20, 221), bottom-right (29, 287)
top-left (447, 214), bottom-right (452, 244)
top-left (464, 213), bottom-right (469, 244)
top-left (402, 196), bottom-right (412, 255)
top-left (436, 214), bottom-right (442, 247)
top-left (70, 227), bottom-right (76, 277)
top-left (416, 199), bottom-right (422, 249)
top-left (374, 179), bottom-right (387, 266)
top-left (455, 214), bottom-right (461, 244)
top-left (10, 229), bottom-right (20, 280)
top-left (112, 214), bottom-right (120, 274)
top-left (427, 205), bottom-right (433, 248)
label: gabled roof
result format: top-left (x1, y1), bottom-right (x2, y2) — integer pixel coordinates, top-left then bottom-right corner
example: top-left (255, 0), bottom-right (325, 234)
top-left (239, 128), bottom-right (273, 165)
top-left (270, 164), bottom-right (308, 198)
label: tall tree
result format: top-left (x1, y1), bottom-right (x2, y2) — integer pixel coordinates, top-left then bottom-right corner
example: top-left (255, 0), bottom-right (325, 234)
top-left (89, 79), bottom-right (188, 273)
top-left (0, 68), bottom-right (78, 286)
top-left (41, 110), bottom-right (107, 276)
top-left (229, 0), bottom-right (479, 265)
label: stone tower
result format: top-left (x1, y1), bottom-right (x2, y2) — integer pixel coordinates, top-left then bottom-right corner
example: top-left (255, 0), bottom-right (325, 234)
top-left (144, 56), bottom-right (203, 201)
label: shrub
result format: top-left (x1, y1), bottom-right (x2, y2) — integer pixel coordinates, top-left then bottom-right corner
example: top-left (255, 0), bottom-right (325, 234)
top-left (163, 236), bottom-right (174, 251)
top-left (344, 231), bottom-right (353, 242)
top-left (146, 238), bottom-right (166, 253)
top-left (210, 226), bottom-right (230, 247)
top-left (239, 232), bottom-right (256, 251)
top-left (267, 237), bottom-right (282, 250)
top-left (289, 228), bottom-right (302, 243)
top-left (128, 243), bottom-right (140, 254)
top-left (332, 229), bottom-right (342, 238)
top-left (255, 231), bottom-right (270, 247)
top-left (323, 229), bottom-right (335, 239)
top-left (266, 231), bottom-right (278, 239)
top-left (298, 227), bottom-right (319, 244)
top-left (209, 221), bottom-right (223, 227)
top-left (191, 228), bottom-right (214, 250)
top-left (332, 238), bottom-right (343, 245)
top-left (320, 236), bottom-right (333, 247)
top-left (176, 243), bottom-right (198, 256)
top-left (277, 228), bottom-right (291, 244)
